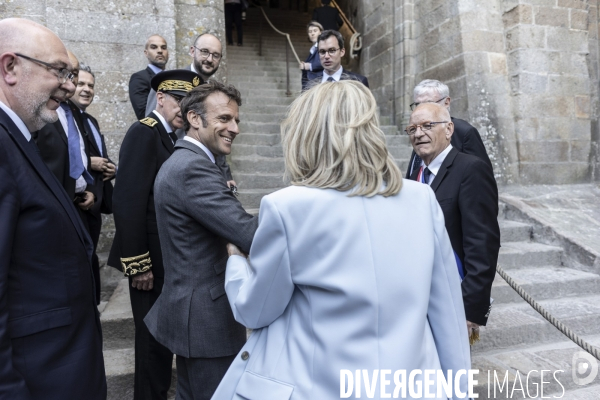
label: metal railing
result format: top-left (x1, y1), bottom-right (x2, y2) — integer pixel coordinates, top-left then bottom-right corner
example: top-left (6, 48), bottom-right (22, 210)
top-left (258, 7), bottom-right (301, 96)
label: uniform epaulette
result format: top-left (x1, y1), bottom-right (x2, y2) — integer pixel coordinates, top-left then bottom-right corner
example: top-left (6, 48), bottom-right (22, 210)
top-left (140, 117), bottom-right (158, 127)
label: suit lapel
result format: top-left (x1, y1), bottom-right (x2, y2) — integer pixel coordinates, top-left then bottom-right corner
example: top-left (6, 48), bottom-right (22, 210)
top-left (154, 118), bottom-right (175, 154)
top-left (0, 109), bottom-right (91, 251)
top-left (430, 147), bottom-right (458, 192)
top-left (82, 113), bottom-right (102, 156)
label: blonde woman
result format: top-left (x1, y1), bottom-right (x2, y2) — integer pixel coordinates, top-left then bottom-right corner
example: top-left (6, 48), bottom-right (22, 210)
top-left (212, 81), bottom-right (471, 400)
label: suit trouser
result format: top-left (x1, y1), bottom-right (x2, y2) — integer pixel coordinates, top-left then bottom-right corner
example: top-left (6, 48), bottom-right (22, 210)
top-left (87, 210), bottom-right (102, 305)
top-left (175, 354), bottom-right (236, 400)
top-left (225, 3), bottom-right (243, 45)
top-left (129, 275), bottom-right (174, 400)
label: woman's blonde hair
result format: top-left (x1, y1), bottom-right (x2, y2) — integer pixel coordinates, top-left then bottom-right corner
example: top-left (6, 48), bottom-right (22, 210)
top-left (281, 80), bottom-right (402, 197)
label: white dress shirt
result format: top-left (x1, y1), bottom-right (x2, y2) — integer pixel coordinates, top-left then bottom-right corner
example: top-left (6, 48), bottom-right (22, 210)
top-left (321, 66), bottom-right (344, 83)
top-left (0, 99), bottom-right (31, 141)
top-left (57, 105), bottom-right (88, 193)
top-left (421, 144), bottom-right (453, 185)
top-left (147, 63), bottom-right (163, 75)
top-left (151, 110), bottom-right (175, 144)
top-left (183, 136), bottom-right (215, 163)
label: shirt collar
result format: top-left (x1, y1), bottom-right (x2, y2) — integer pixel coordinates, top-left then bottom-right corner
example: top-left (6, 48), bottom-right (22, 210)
top-left (152, 110), bottom-right (172, 133)
top-left (425, 144), bottom-right (453, 177)
top-left (322, 66), bottom-right (344, 83)
top-left (0, 99), bottom-right (31, 141)
top-left (148, 64), bottom-right (163, 74)
top-left (183, 136), bottom-right (215, 163)
top-left (190, 63), bottom-right (198, 74)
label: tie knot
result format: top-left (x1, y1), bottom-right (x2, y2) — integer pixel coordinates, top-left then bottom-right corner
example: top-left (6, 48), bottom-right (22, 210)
top-left (423, 167), bottom-right (432, 182)
top-left (327, 77), bottom-right (335, 82)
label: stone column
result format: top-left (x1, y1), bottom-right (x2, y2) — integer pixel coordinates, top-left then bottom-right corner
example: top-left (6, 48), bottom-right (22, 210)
top-left (174, 0), bottom-right (227, 82)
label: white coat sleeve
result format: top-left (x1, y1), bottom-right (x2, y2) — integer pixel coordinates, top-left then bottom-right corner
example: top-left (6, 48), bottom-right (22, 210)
top-left (426, 187), bottom-right (472, 399)
top-left (224, 195), bottom-right (294, 329)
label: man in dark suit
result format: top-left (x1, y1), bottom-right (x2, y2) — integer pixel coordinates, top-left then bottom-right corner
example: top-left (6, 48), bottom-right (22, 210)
top-left (405, 79), bottom-right (492, 178)
top-left (71, 63), bottom-right (117, 305)
top-left (129, 35), bottom-right (169, 119)
top-left (310, 30), bottom-right (369, 88)
top-left (407, 102), bottom-right (500, 342)
top-left (145, 80), bottom-right (258, 400)
top-left (110, 69), bottom-right (202, 400)
top-left (312, 0), bottom-right (343, 31)
top-left (0, 18), bottom-right (106, 399)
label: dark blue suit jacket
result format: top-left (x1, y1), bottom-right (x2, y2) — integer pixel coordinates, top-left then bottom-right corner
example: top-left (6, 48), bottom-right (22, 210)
top-left (0, 108), bottom-right (106, 399)
top-left (308, 68), bottom-right (370, 90)
top-left (301, 45), bottom-right (323, 91)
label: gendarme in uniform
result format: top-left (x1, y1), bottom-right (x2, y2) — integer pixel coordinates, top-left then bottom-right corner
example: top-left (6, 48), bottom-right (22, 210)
top-left (108, 69), bottom-right (202, 399)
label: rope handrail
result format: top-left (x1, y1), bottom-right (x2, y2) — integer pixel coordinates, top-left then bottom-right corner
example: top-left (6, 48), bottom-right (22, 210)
top-left (497, 264), bottom-right (600, 361)
top-left (330, 0), bottom-right (356, 35)
top-left (259, 7), bottom-right (301, 64)
top-left (329, 1), bottom-right (362, 58)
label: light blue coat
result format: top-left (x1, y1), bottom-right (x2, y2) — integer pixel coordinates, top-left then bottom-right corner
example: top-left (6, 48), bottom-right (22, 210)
top-left (212, 181), bottom-right (471, 400)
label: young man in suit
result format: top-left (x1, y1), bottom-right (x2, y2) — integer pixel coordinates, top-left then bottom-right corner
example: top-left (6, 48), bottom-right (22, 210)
top-left (129, 35), bottom-right (169, 119)
top-left (0, 17), bottom-right (106, 398)
top-left (312, 0), bottom-right (343, 31)
top-left (407, 102), bottom-right (500, 342)
top-left (110, 69), bottom-right (202, 400)
top-left (71, 63), bottom-right (117, 305)
top-left (145, 80), bottom-right (258, 400)
top-left (312, 30), bottom-right (369, 87)
top-left (405, 79), bottom-right (492, 178)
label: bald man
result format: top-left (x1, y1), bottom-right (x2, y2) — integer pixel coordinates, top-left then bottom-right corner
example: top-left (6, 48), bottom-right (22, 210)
top-left (0, 18), bottom-right (106, 398)
top-left (129, 35), bottom-right (169, 119)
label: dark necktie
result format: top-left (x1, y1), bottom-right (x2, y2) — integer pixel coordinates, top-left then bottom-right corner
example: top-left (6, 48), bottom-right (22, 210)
top-left (82, 112), bottom-right (103, 157)
top-left (61, 103), bottom-right (94, 185)
top-left (423, 167), bottom-right (432, 184)
top-left (168, 131), bottom-right (178, 144)
top-left (327, 77), bottom-right (335, 82)
top-left (412, 153), bottom-right (423, 176)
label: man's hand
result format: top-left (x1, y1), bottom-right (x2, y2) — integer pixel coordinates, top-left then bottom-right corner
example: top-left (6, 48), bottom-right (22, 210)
top-left (77, 191), bottom-right (94, 211)
top-left (226, 180), bottom-right (237, 188)
top-left (467, 320), bottom-right (480, 344)
top-left (103, 162), bottom-right (116, 181)
top-left (131, 270), bottom-right (154, 291)
top-left (91, 156), bottom-right (108, 172)
top-left (227, 243), bottom-right (247, 258)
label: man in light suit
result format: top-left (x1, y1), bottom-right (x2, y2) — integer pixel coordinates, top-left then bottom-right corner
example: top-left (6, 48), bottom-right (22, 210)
top-left (145, 80), bottom-right (258, 400)
top-left (129, 35), bottom-right (169, 119)
top-left (407, 102), bottom-right (500, 340)
top-left (309, 30), bottom-right (369, 88)
top-left (0, 18), bottom-right (106, 398)
top-left (405, 79), bottom-right (492, 178)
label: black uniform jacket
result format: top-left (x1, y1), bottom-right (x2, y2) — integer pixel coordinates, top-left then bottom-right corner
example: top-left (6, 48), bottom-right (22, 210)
top-left (108, 112), bottom-right (174, 277)
top-left (411, 147), bottom-right (500, 326)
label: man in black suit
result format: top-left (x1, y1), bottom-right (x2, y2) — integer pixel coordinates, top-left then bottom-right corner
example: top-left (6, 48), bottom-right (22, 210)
top-left (71, 63), bottom-right (117, 305)
top-left (129, 35), bottom-right (169, 119)
top-left (109, 69), bottom-right (202, 400)
top-left (312, 0), bottom-right (343, 31)
top-left (407, 102), bottom-right (500, 342)
top-left (311, 30), bottom-right (369, 88)
top-left (33, 50), bottom-right (96, 230)
top-left (405, 79), bottom-right (492, 178)
top-left (145, 80), bottom-right (258, 400)
top-left (0, 17), bottom-right (106, 398)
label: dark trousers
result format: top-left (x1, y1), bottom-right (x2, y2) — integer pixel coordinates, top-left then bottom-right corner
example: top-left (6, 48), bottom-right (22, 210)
top-left (175, 354), bottom-right (236, 400)
top-left (129, 276), bottom-right (174, 400)
top-left (225, 3), bottom-right (243, 45)
top-left (87, 211), bottom-right (102, 305)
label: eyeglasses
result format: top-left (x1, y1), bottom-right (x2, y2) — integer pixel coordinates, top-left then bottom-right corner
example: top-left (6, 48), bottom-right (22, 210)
top-left (409, 96), bottom-right (448, 111)
top-left (165, 92), bottom-right (184, 105)
top-left (193, 47), bottom-right (222, 61)
top-left (318, 48), bottom-right (340, 56)
top-left (404, 121), bottom-right (448, 135)
top-left (15, 53), bottom-right (75, 84)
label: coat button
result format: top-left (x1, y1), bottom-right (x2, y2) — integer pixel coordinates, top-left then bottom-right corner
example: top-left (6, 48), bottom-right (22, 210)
top-left (241, 351), bottom-right (249, 361)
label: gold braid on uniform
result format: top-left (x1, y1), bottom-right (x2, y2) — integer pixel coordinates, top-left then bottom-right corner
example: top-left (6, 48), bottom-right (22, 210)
top-left (121, 252), bottom-right (152, 276)
top-left (157, 80), bottom-right (194, 93)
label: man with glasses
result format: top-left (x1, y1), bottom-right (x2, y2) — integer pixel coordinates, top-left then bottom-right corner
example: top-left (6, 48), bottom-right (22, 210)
top-left (312, 30), bottom-right (368, 87)
top-left (405, 79), bottom-right (492, 178)
top-left (129, 35), bottom-right (169, 119)
top-left (407, 102), bottom-right (500, 345)
top-left (109, 69), bottom-right (202, 400)
top-left (0, 18), bottom-right (106, 398)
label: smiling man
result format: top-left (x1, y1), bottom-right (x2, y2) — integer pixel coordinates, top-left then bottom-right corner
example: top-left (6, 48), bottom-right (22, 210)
top-left (407, 102), bottom-right (500, 344)
top-left (109, 69), bottom-right (202, 400)
top-left (144, 80), bottom-right (258, 400)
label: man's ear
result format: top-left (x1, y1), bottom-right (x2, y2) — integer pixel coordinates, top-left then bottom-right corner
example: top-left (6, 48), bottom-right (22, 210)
top-left (156, 91), bottom-right (165, 107)
top-left (444, 97), bottom-right (451, 107)
top-left (189, 46), bottom-right (195, 57)
top-left (340, 47), bottom-right (346, 57)
top-left (187, 110), bottom-right (202, 130)
top-left (0, 53), bottom-right (19, 86)
top-left (446, 121), bottom-right (454, 139)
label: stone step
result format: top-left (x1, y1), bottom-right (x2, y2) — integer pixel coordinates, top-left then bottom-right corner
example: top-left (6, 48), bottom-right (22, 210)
top-left (491, 266), bottom-right (600, 304)
top-left (231, 155), bottom-right (285, 174)
top-left (238, 188), bottom-right (283, 209)
top-left (239, 121), bottom-right (281, 134)
top-left (100, 279), bottom-right (134, 350)
top-left (235, 132), bottom-right (280, 146)
top-left (384, 134), bottom-right (410, 146)
top-left (235, 172), bottom-right (287, 189)
top-left (499, 220), bottom-right (532, 242)
top-left (239, 96), bottom-right (295, 105)
top-left (229, 75), bottom-right (298, 83)
top-left (471, 294), bottom-right (600, 352)
top-left (239, 112), bottom-right (286, 123)
top-left (231, 143), bottom-right (284, 158)
top-left (498, 242), bottom-right (563, 269)
top-left (471, 333), bottom-right (600, 399)
top-left (241, 104), bottom-right (290, 113)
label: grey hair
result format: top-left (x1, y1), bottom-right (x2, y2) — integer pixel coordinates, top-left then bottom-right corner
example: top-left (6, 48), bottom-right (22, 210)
top-left (78, 63), bottom-right (95, 78)
top-left (413, 79), bottom-right (449, 100)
